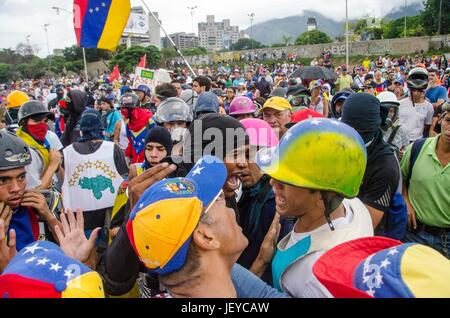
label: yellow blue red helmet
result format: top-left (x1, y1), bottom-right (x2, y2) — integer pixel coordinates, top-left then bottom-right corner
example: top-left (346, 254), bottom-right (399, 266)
top-left (256, 118), bottom-right (367, 198)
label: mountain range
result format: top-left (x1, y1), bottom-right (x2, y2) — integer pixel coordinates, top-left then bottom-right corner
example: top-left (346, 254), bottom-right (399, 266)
top-left (244, 2), bottom-right (423, 45)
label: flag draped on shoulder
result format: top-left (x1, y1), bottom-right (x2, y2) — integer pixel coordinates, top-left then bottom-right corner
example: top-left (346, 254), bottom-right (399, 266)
top-left (74, 0), bottom-right (131, 51)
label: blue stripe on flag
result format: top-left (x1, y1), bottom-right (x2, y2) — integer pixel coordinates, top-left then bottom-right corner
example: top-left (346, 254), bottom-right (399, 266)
top-left (80, 0), bottom-right (113, 48)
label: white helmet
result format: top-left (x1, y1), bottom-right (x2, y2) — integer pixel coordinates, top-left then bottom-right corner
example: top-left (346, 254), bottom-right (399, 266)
top-left (377, 91), bottom-right (400, 107)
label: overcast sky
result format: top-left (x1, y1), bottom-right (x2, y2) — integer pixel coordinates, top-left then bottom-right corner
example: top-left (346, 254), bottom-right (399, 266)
top-left (0, 0), bottom-right (422, 57)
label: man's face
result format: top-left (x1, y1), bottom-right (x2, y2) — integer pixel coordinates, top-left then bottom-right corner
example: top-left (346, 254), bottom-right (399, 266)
top-left (234, 73), bottom-right (241, 79)
top-left (441, 112), bottom-right (450, 145)
top-left (262, 108), bottom-right (292, 136)
top-left (428, 72), bottom-right (437, 86)
top-left (223, 145), bottom-right (248, 198)
top-left (270, 179), bottom-right (317, 217)
top-left (205, 191), bottom-right (248, 264)
top-left (411, 88), bottom-right (426, 101)
top-left (375, 72), bottom-right (382, 81)
top-left (136, 91), bottom-right (146, 102)
top-left (226, 89), bottom-right (234, 99)
top-left (100, 101), bottom-right (110, 112)
top-left (229, 145), bottom-right (263, 189)
top-left (365, 87), bottom-right (376, 95)
top-left (0, 167), bottom-right (27, 209)
top-left (192, 81), bottom-right (203, 95)
top-left (144, 142), bottom-right (168, 166)
top-left (163, 121), bottom-right (187, 130)
top-left (173, 83), bottom-right (182, 97)
top-left (358, 69), bottom-right (364, 76)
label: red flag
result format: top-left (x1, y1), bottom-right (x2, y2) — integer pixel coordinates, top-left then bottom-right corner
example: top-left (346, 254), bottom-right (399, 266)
top-left (109, 64), bottom-right (120, 83)
top-left (138, 54), bottom-right (147, 68)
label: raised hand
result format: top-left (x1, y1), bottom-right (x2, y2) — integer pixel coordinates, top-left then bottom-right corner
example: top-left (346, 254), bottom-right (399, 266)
top-left (54, 209), bottom-right (100, 264)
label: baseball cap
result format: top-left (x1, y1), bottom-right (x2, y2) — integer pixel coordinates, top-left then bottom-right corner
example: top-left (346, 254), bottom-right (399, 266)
top-left (309, 80), bottom-right (323, 91)
top-left (393, 78), bottom-right (404, 85)
top-left (260, 96), bottom-right (292, 113)
top-left (313, 237), bottom-right (450, 298)
top-left (126, 155), bottom-right (227, 275)
top-left (0, 241), bottom-right (105, 298)
top-left (363, 80), bottom-right (377, 89)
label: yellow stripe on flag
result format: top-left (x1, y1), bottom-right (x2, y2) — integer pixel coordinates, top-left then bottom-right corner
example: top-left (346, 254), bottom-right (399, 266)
top-left (97, 0), bottom-right (131, 51)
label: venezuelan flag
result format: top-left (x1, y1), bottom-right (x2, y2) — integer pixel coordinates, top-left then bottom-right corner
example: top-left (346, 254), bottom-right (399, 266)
top-left (74, 0), bottom-right (131, 51)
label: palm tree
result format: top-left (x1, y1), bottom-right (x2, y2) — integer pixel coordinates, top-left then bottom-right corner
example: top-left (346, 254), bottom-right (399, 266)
top-left (282, 35), bottom-right (293, 47)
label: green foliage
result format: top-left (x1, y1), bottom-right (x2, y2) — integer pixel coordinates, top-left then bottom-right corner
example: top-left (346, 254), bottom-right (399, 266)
top-left (181, 47), bottom-right (208, 56)
top-left (383, 15), bottom-right (425, 38)
top-left (282, 35), bottom-right (293, 46)
top-left (295, 30), bottom-right (332, 45)
top-left (230, 38), bottom-right (264, 51)
top-left (109, 45), bottom-right (160, 73)
top-left (62, 45), bottom-right (112, 62)
top-left (271, 43), bottom-right (286, 48)
top-left (421, 0), bottom-right (450, 35)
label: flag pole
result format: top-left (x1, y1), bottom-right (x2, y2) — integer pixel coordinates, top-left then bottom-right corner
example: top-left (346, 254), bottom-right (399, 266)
top-left (82, 48), bottom-right (89, 82)
top-left (140, 0), bottom-right (197, 78)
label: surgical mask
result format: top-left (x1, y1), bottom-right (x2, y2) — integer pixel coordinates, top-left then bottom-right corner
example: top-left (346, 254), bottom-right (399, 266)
top-left (169, 125), bottom-right (187, 143)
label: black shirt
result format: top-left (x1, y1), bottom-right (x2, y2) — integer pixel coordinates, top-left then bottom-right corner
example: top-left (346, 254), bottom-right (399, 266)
top-left (358, 153), bottom-right (400, 214)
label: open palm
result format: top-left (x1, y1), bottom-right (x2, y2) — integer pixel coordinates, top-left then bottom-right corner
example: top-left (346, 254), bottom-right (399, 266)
top-left (55, 209), bottom-right (100, 264)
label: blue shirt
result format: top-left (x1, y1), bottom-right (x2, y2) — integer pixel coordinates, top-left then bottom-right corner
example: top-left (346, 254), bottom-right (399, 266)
top-left (425, 86), bottom-right (447, 104)
top-left (104, 110), bottom-right (121, 138)
top-left (232, 78), bottom-right (245, 87)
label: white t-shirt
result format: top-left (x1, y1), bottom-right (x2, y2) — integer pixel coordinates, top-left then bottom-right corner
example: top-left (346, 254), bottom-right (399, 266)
top-left (25, 148), bottom-right (43, 190)
top-left (399, 98), bottom-right (434, 141)
top-left (46, 131), bottom-right (63, 151)
top-left (282, 199), bottom-right (359, 298)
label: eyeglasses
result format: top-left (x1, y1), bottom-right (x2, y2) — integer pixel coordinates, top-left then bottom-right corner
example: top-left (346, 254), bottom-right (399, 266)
top-left (204, 189), bottom-right (225, 215)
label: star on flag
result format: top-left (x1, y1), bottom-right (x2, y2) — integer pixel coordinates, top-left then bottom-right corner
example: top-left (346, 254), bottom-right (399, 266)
top-left (192, 165), bottom-right (205, 176)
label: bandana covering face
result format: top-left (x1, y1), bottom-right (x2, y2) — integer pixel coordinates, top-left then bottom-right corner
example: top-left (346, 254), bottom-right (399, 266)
top-left (27, 122), bottom-right (48, 143)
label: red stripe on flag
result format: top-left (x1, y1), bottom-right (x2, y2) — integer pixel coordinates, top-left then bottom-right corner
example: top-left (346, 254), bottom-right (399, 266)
top-left (73, 0), bottom-right (89, 46)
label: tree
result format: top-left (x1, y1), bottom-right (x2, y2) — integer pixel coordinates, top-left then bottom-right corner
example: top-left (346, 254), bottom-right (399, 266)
top-left (421, 0), bottom-right (450, 35)
top-left (230, 39), bottom-right (264, 51)
top-left (271, 43), bottom-right (285, 48)
top-left (383, 15), bottom-right (425, 38)
top-left (295, 30), bottom-right (332, 45)
top-left (282, 35), bottom-right (293, 46)
top-left (181, 47), bottom-right (208, 56)
top-left (63, 46), bottom-right (112, 63)
top-left (109, 45), bottom-right (160, 73)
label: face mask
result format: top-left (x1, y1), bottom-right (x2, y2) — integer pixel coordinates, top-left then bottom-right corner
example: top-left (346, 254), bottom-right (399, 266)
top-left (27, 122), bottom-right (48, 142)
top-left (121, 108), bottom-right (130, 119)
top-left (169, 126), bottom-right (187, 143)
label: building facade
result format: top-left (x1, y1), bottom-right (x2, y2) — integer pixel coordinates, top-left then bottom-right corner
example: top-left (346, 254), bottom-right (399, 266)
top-left (198, 15), bottom-right (241, 51)
top-left (167, 32), bottom-right (199, 50)
top-left (120, 7), bottom-right (161, 49)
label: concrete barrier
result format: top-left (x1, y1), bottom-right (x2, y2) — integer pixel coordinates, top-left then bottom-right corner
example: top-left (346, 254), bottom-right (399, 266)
top-left (168, 34), bottom-right (450, 66)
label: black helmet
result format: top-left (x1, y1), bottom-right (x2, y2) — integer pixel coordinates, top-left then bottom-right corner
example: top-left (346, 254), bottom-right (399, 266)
top-left (407, 67), bottom-right (429, 90)
top-left (0, 130), bottom-right (32, 170)
top-left (18, 101), bottom-right (55, 125)
top-left (119, 93), bottom-right (140, 109)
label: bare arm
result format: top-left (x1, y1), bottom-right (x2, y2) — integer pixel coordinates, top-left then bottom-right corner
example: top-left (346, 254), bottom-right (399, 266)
top-left (113, 121), bottom-right (121, 145)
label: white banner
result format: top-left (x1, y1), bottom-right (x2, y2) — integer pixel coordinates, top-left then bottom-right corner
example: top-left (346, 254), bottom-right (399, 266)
top-left (124, 12), bottom-right (149, 35)
top-left (133, 67), bottom-right (172, 91)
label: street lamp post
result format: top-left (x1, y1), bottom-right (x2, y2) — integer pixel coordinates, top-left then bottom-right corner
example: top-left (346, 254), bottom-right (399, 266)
top-left (52, 6), bottom-right (89, 81)
top-left (44, 24), bottom-right (50, 56)
top-left (187, 6), bottom-right (198, 34)
top-left (437, 0), bottom-right (442, 35)
top-left (248, 13), bottom-right (255, 50)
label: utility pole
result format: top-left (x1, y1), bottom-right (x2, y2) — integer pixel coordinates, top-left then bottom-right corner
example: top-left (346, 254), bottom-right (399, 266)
top-left (437, 0), bottom-right (442, 35)
top-left (345, 0), bottom-right (349, 70)
top-left (404, 0), bottom-right (407, 38)
top-left (248, 13), bottom-right (255, 50)
top-left (187, 6), bottom-right (198, 34)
